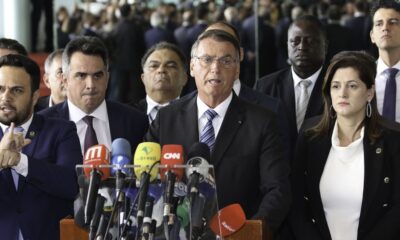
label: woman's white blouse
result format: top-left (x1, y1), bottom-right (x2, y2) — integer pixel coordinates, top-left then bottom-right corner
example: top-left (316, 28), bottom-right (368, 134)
top-left (320, 121), bottom-right (365, 240)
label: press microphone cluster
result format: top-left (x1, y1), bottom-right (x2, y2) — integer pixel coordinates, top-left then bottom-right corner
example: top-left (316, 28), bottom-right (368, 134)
top-left (76, 140), bottom-right (222, 240)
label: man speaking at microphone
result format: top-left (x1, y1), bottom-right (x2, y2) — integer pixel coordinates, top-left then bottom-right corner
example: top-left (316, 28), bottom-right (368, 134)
top-left (145, 30), bottom-right (291, 232)
top-left (0, 54), bottom-right (82, 239)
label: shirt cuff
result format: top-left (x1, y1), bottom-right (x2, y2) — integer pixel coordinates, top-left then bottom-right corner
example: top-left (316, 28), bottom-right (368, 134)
top-left (12, 153), bottom-right (28, 177)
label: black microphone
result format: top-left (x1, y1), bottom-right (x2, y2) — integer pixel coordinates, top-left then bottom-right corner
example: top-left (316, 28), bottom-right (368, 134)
top-left (140, 196), bottom-right (155, 240)
top-left (89, 194), bottom-right (106, 240)
top-left (186, 143), bottom-right (211, 202)
top-left (74, 174), bottom-right (88, 228)
top-left (186, 143), bottom-right (211, 240)
top-left (95, 211), bottom-right (111, 240)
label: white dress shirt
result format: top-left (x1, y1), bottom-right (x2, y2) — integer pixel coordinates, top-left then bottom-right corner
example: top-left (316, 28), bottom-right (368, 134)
top-left (320, 121), bottom-right (365, 240)
top-left (375, 58), bottom-right (400, 122)
top-left (146, 95), bottom-right (173, 123)
top-left (68, 100), bottom-right (112, 154)
top-left (197, 93), bottom-right (232, 140)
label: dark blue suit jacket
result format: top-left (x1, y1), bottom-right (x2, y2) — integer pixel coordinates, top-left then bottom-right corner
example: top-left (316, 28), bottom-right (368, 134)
top-left (39, 101), bottom-right (149, 153)
top-left (144, 27), bottom-right (176, 50)
top-left (0, 114), bottom-right (82, 240)
top-left (289, 117), bottom-right (400, 240)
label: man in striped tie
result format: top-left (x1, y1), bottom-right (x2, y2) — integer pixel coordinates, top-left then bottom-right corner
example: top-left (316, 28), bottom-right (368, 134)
top-left (145, 29), bottom-right (290, 232)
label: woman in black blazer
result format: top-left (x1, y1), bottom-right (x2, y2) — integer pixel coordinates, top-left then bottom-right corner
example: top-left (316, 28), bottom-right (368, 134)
top-left (288, 51), bottom-right (400, 240)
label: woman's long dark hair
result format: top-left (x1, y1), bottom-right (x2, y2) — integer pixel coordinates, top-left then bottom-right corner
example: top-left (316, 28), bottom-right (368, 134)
top-left (308, 51), bottom-right (383, 143)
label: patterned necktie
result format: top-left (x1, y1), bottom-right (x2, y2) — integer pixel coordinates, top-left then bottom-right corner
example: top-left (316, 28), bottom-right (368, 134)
top-left (148, 105), bottom-right (160, 123)
top-left (83, 116), bottom-right (98, 153)
top-left (5, 126), bottom-right (24, 190)
top-left (200, 109), bottom-right (218, 151)
top-left (296, 79), bottom-right (312, 131)
top-left (382, 68), bottom-right (399, 121)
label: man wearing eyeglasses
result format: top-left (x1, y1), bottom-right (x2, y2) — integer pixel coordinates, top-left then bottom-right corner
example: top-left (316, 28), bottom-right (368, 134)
top-left (35, 49), bottom-right (66, 111)
top-left (145, 29), bottom-right (290, 233)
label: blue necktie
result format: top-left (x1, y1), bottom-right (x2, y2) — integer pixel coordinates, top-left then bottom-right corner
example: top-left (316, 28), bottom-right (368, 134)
top-left (200, 109), bottom-right (218, 151)
top-left (382, 68), bottom-right (399, 121)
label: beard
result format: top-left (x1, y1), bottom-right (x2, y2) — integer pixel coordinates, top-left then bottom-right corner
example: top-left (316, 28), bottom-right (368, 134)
top-left (0, 98), bottom-right (34, 126)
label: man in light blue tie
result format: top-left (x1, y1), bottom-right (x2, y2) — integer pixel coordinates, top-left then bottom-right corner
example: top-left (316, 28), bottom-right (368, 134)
top-left (145, 30), bottom-right (290, 232)
top-left (0, 54), bottom-right (82, 240)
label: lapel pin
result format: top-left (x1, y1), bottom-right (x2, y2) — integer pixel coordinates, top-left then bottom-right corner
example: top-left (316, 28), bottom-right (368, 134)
top-left (238, 120), bottom-right (242, 124)
top-left (29, 131), bottom-right (36, 138)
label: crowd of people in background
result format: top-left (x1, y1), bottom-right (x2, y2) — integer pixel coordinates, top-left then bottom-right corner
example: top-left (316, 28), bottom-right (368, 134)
top-left (2, 0), bottom-right (400, 239)
top-left (50, 0), bottom-right (377, 104)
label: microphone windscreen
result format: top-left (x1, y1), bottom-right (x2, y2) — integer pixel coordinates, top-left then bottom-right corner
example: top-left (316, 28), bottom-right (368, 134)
top-left (187, 142), bottom-right (210, 161)
top-left (176, 198), bottom-right (190, 228)
top-left (209, 204), bottom-right (246, 237)
top-left (133, 142), bottom-right (161, 182)
top-left (185, 157), bottom-right (210, 180)
top-left (160, 144), bottom-right (184, 181)
top-left (83, 144), bottom-right (110, 180)
top-left (111, 138), bottom-right (132, 175)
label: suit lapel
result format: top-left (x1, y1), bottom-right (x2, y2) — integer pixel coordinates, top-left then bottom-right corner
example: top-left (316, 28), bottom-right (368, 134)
top-left (212, 95), bottom-right (244, 168)
top-left (307, 130), bottom-right (333, 240)
top-left (305, 68), bottom-right (325, 119)
top-left (180, 95), bottom-right (199, 147)
top-left (60, 101), bottom-right (70, 119)
top-left (18, 114), bottom-right (43, 192)
top-left (281, 70), bottom-right (297, 132)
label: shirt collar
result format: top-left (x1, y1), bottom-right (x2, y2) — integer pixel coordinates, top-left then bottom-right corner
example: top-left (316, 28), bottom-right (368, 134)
top-left (0, 114), bottom-right (34, 137)
top-left (291, 66), bottom-right (322, 87)
top-left (197, 92), bottom-right (233, 120)
top-left (146, 95), bottom-right (172, 115)
top-left (331, 120), bottom-right (365, 148)
top-left (68, 99), bottom-right (108, 123)
top-left (233, 79), bottom-right (241, 96)
top-left (376, 58), bottom-right (400, 76)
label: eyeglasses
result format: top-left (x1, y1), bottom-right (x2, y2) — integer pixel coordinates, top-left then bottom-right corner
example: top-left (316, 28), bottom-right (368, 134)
top-left (193, 55), bottom-right (238, 69)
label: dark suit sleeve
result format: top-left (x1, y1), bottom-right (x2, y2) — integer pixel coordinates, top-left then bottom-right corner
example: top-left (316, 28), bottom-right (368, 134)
top-left (253, 114), bottom-right (291, 230)
top-left (26, 121), bottom-right (82, 200)
top-left (286, 131), bottom-right (319, 239)
top-left (364, 134), bottom-right (400, 240)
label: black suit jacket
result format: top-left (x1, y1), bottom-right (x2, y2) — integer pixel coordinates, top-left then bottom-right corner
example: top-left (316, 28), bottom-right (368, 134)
top-left (34, 95), bottom-right (50, 112)
top-left (255, 67), bottom-right (325, 160)
top-left (145, 93), bottom-right (291, 230)
top-left (288, 117), bottom-right (400, 240)
top-left (132, 98), bottom-right (147, 113)
top-left (38, 100), bottom-right (149, 153)
top-left (0, 114), bottom-right (82, 239)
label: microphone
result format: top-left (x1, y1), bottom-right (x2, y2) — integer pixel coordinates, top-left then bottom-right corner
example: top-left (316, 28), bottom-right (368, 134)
top-left (140, 196), bottom-right (155, 239)
top-left (133, 142), bottom-right (161, 230)
top-left (95, 211), bottom-right (111, 240)
top-left (160, 144), bottom-right (184, 181)
top-left (186, 143), bottom-right (211, 202)
top-left (160, 145), bottom-right (184, 229)
top-left (83, 144), bottom-right (110, 225)
top-left (209, 204), bottom-right (246, 237)
top-left (111, 138), bottom-right (132, 194)
top-left (89, 194), bottom-right (106, 240)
